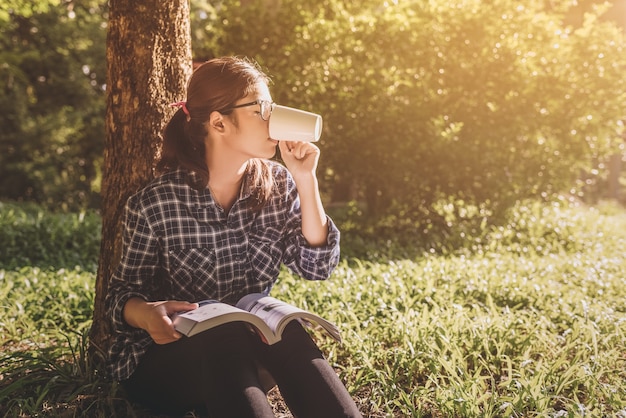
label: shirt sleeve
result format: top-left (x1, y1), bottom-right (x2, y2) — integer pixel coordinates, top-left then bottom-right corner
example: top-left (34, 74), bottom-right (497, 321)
top-left (280, 172), bottom-right (341, 281)
top-left (105, 191), bottom-right (161, 332)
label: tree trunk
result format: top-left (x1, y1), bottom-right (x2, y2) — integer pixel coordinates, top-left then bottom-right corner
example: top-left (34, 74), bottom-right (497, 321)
top-left (89, 0), bottom-right (192, 367)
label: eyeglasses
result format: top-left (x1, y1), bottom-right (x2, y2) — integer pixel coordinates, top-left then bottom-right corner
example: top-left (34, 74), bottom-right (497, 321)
top-left (220, 100), bottom-right (275, 121)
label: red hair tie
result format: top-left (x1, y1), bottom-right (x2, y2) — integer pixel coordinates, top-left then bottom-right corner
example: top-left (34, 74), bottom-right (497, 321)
top-left (169, 101), bottom-right (190, 121)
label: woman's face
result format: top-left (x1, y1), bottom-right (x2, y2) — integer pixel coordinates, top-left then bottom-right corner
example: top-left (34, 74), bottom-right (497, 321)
top-left (225, 81), bottom-right (278, 160)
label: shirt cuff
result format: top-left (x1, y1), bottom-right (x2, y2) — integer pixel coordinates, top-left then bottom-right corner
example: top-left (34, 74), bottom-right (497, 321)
top-left (111, 292), bottom-right (147, 332)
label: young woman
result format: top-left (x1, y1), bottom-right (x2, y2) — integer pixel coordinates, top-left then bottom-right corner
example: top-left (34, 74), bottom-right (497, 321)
top-left (105, 56), bottom-right (362, 417)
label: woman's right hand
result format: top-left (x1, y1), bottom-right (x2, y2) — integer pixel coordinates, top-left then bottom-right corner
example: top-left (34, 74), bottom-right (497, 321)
top-left (123, 297), bottom-right (199, 344)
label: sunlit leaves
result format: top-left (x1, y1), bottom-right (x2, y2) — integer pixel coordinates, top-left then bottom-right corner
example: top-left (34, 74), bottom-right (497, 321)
top-left (194, 0), bottom-right (626, 220)
top-left (0, 0), bottom-right (62, 22)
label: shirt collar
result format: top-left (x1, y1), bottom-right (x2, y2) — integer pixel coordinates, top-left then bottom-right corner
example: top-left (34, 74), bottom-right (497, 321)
top-left (183, 168), bottom-right (254, 205)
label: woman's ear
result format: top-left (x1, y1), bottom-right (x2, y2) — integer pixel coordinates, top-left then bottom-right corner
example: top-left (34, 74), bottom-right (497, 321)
top-left (208, 111), bottom-right (226, 134)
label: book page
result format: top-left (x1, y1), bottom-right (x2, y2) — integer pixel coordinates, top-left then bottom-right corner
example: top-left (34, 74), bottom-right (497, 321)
top-left (176, 300), bottom-right (243, 323)
top-left (237, 294), bottom-right (342, 342)
top-left (237, 294), bottom-right (302, 332)
top-left (173, 299), bottom-right (278, 342)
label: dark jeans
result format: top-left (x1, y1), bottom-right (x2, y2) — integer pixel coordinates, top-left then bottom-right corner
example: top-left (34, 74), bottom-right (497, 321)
top-left (122, 321), bottom-right (362, 418)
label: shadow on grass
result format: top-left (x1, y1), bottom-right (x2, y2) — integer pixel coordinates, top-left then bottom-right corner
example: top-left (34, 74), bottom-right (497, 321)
top-left (0, 336), bottom-right (292, 418)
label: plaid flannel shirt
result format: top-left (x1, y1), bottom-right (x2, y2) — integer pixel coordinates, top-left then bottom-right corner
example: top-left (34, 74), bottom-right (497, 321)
top-left (105, 162), bottom-right (340, 381)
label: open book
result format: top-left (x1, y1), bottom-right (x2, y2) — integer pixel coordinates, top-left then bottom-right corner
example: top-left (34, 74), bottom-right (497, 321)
top-left (172, 293), bottom-right (341, 345)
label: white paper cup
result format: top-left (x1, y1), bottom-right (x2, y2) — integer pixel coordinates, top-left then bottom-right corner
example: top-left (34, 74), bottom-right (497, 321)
top-left (269, 105), bottom-right (323, 142)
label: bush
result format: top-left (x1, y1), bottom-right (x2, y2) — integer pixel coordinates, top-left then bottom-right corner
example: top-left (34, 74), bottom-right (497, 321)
top-left (332, 196), bottom-right (625, 261)
top-left (0, 202), bottom-right (101, 270)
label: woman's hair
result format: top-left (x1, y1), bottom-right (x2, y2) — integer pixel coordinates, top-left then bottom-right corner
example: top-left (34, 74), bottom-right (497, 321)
top-left (156, 56), bottom-right (274, 211)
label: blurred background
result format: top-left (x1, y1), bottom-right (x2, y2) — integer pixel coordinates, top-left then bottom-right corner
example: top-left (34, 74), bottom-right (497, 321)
top-left (1, 0), bottom-right (624, 231)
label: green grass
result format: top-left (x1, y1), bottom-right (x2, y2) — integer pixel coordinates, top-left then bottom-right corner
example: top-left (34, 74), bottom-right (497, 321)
top-left (1, 200), bottom-right (625, 417)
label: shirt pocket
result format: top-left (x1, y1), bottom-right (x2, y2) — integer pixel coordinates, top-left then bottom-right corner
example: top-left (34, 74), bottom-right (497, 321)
top-left (247, 227), bottom-right (283, 286)
top-left (167, 247), bottom-right (218, 300)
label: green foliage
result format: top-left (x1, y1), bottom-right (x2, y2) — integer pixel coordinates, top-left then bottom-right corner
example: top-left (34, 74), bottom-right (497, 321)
top-left (0, 202), bottom-right (101, 270)
top-left (0, 0), bottom-right (62, 22)
top-left (3, 0), bottom-right (625, 217)
top-left (1, 201), bottom-right (625, 416)
top-left (0, 0), bottom-right (107, 210)
top-left (330, 195), bottom-right (624, 263)
top-left (197, 0), bottom-right (626, 218)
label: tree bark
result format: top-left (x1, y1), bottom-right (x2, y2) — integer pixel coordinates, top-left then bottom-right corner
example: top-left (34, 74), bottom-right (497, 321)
top-left (89, 0), bottom-right (192, 367)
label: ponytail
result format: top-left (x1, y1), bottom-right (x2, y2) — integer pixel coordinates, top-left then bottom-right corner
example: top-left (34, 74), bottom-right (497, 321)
top-left (156, 56), bottom-right (276, 211)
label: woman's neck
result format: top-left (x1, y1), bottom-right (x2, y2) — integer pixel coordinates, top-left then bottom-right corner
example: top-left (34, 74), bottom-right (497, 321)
top-left (206, 157), bottom-right (248, 213)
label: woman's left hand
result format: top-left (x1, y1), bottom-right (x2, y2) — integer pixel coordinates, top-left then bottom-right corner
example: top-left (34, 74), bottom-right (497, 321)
top-left (278, 140), bottom-right (320, 179)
